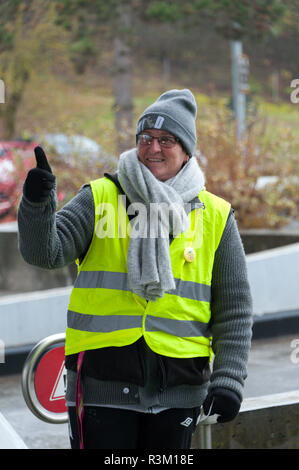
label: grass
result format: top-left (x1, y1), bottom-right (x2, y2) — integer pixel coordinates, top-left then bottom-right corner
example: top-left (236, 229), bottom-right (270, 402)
top-left (14, 71), bottom-right (299, 158)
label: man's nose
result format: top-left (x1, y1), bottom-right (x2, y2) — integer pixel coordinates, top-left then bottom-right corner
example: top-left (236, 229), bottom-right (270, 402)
top-left (149, 137), bottom-right (162, 151)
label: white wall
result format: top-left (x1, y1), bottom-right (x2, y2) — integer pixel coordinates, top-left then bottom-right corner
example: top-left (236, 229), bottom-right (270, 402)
top-left (246, 242), bottom-right (299, 316)
top-left (0, 287), bottom-right (71, 347)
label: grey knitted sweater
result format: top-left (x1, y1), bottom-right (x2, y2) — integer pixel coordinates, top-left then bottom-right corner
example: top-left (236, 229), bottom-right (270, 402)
top-left (18, 181), bottom-right (252, 411)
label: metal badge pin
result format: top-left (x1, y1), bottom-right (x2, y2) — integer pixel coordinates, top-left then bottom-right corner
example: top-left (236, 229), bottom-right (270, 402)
top-left (184, 246), bottom-right (196, 263)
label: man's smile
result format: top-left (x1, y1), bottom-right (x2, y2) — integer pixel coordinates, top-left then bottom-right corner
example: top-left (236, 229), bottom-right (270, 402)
top-left (147, 157), bottom-right (164, 162)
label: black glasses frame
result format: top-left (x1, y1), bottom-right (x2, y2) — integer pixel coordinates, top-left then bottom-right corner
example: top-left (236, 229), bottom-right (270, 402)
top-left (137, 133), bottom-right (180, 148)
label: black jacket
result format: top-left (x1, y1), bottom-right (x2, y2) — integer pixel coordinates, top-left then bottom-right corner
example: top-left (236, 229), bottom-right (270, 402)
top-left (65, 337), bottom-right (211, 390)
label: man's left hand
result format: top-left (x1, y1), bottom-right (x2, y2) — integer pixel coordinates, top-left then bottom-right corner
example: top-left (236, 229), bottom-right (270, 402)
top-left (203, 388), bottom-right (241, 423)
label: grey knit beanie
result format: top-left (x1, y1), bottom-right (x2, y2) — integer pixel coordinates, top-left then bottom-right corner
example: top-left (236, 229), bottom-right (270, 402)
top-left (136, 89), bottom-right (197, 157)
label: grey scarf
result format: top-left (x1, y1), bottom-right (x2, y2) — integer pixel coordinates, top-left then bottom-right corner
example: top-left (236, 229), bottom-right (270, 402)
top-left (117, 148), bottom-right (205, 301)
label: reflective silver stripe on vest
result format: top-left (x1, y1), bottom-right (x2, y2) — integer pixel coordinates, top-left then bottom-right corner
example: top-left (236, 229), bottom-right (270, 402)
top-left (67, 311), bottom-right (143, 332)
top-left (74, 271), bottom-right (129, 291)
top-left (170, 278), bottom-right (211, 303)
top-left (145, 315), bottom-right (211, 338)
top-left (67, 310), bottom-right (211, 338)
top-left (74, 271), bottom-right (211, 302)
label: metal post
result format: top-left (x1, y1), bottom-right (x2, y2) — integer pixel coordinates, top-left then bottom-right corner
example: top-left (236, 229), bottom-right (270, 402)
top-left (230, 40), bottom-right (246, 140)
top-left (199, 423), bottom-right (212, 449)
top-left (0, 79), bottom-right (4, 104)
top-left (197, 413), bottom-right (218, 449)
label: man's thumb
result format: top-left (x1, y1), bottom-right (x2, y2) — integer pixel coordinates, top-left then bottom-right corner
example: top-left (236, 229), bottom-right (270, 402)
top-left (34, 146), bottom-right (52, 173)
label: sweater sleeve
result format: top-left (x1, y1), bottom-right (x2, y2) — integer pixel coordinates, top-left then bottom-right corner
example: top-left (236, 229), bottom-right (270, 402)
top-left (17, 185), bottom-right (95, 269)
top-left (209, 211), bottom-right (253, 400)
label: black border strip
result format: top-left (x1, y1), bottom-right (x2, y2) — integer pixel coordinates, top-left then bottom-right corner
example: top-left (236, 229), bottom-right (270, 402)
top-left (252, 310), bottom-right (299, 340)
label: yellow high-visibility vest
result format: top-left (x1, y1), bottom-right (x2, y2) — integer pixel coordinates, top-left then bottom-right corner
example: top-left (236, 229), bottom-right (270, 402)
top-left (65, 177), bottom-right (231, 359)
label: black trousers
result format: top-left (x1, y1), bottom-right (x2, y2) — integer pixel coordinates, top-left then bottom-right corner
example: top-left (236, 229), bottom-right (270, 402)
top-left (68, 405), bottom-right (200, 449)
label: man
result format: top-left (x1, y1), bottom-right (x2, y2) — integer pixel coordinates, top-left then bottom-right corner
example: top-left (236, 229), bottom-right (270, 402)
top-left (18, 89), bottom-right (252, 449)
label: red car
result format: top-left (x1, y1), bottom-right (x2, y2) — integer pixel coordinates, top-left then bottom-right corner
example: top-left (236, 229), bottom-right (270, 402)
top-left (0, 140), bottom-right (37, 220)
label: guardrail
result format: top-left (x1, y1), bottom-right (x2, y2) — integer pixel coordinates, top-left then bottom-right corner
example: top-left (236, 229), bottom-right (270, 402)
top-left (193, 390), bottom-right (299, 449)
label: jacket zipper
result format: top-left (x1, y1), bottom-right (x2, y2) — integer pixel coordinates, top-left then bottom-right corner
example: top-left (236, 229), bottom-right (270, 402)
top-left (137, 337), bottom-right (146, 386)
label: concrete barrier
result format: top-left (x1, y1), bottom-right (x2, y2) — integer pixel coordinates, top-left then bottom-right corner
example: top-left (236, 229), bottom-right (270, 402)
top-left (0, 222), bottom-right (75, 294)
top-left (246, 242), bottom-right (299, 316)
top-left (0, 287), bottom-right (71, 375)
top-left (1, 222), bottom-right (298, 295)
top-left (0, 412), bottom-right (27, 449)
top-left (0, 288), bottom-right (70, 348)
top-left (240, 228), bottom-right (299, 254)
top-left (0, 226), bottom-right (298, 374)
top-left (0, 242), bottom-right (298, 350)
top-left (192, 390), bottom-right (299, 449)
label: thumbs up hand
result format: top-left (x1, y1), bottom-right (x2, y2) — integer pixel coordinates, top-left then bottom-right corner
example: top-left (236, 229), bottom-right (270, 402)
top-left (34, 146), bottom-right (53, 173)
top-left (23, 146), bottom-right (56, 203)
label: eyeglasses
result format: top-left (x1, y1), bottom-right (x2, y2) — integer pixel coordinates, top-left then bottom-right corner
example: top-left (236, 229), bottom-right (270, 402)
top-left (137, 134), bottom-right (179, 148)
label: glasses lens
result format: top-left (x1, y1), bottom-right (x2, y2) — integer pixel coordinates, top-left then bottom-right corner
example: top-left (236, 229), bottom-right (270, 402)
top-left (138, 134), bottom-right (177, 148)
top-left (159, 136), bottom-right (176, 147)
top-left (138, 134), bottom-right (152, 145)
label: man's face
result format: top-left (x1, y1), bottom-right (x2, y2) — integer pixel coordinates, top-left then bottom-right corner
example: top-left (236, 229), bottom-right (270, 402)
top-left (137, 129), bottom-right (189, 182)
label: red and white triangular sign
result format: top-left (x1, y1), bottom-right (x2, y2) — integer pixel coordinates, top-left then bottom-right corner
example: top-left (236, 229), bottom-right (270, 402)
top-left (34, 346), bottom-right (67, 413)
top-left (49, 360), bottom-right (66, 401)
